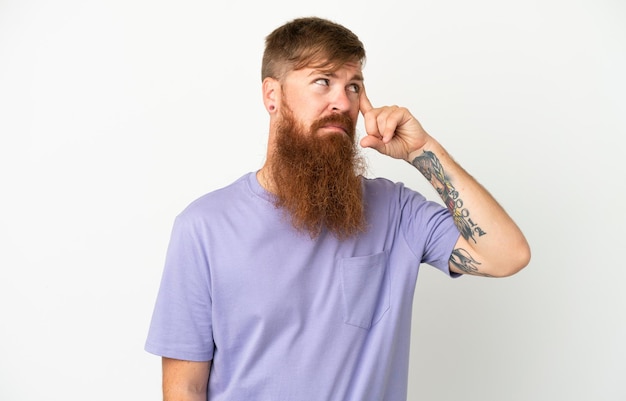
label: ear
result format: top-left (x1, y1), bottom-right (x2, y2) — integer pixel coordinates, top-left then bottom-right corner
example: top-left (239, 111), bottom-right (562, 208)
top-left (262, 77), bottom-right (280, 114)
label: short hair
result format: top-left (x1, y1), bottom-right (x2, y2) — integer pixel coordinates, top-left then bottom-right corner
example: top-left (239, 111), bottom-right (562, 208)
top-left (262, 17), bottom-right (366, 81)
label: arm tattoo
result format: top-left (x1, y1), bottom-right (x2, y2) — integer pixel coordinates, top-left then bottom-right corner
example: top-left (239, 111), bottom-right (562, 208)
top-left (411, 151), bottom-right (486, 243)
top-left (450, 248), bottom-right (492, 277)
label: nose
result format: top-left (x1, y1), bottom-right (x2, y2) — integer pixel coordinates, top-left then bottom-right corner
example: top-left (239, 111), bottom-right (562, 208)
top-left (329, 87), bottom-right (352, 113)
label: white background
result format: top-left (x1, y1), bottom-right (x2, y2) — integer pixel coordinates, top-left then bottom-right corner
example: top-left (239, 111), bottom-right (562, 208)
top-left (1, 0), bottom-right (624, 400)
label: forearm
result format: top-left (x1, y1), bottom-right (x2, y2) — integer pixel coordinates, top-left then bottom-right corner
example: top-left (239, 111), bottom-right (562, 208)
top-left (407, 139), bottom-right (530, 277)
top-left (357, 92), bottom-right (529, 275)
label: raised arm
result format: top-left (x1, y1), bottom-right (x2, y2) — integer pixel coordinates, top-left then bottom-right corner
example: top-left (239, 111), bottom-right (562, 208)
top-left (162, 357), bottom-right (211, 401)
top-left (359, 89), bottom-right (530, 277)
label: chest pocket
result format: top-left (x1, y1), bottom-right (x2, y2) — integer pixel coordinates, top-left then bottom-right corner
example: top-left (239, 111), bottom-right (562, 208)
top-left (339, 251), bottom-right (390, 329)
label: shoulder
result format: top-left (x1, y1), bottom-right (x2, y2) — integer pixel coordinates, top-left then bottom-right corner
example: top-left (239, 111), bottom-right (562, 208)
top-left (362, 176), bottom-right (427, 204)
top-left (362, 176), bottom-right (399, 196)
top-left (178, 173), bottom-right (256, 221)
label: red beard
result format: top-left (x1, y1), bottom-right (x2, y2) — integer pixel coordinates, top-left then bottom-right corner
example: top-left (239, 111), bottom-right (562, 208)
top-left (268, 105), bottom-right (367, 239)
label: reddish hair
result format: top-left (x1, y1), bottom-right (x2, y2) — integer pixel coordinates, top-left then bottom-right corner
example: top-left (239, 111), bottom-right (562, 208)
top-left (262, 17), bottom-right (366, 81)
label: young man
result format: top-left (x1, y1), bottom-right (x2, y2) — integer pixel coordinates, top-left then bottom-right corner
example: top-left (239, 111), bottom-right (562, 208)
top-left (145, 17), bottom-right (530, 401)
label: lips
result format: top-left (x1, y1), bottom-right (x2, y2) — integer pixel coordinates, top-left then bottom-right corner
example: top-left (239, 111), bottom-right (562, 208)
top-left (321, 124), bottom-right (349, 135)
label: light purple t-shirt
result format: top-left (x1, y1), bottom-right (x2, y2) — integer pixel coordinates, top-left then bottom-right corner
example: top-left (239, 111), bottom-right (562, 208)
top-left (145, 172), bottom-right (460, 400)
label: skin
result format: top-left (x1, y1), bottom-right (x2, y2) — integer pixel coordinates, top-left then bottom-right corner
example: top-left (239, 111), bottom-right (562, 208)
top-left (162, 61), bottom-right (531, 400)
top-left (162, 358), bottom-right (210, 401)
top-left (357, 88), bottom-right (530, 277)
top-left (262, 63), bottom-right (363, 161)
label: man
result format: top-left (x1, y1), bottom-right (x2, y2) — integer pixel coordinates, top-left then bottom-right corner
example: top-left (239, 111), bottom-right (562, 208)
top-left (145, 17), bottom-right (530, 400)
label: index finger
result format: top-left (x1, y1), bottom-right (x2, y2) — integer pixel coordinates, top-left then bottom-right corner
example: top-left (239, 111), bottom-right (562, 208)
top-left (359, 86), bottom-right (374, 115)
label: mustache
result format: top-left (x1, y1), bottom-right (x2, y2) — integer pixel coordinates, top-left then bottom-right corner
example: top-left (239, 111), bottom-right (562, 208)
top-left (310, 113), bottom-right (355, 137)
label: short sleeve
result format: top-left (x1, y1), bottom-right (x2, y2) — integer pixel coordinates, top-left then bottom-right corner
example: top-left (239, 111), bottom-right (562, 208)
top-left (145, 213), bottom-right (214, 361)
top-left (398, 184), bottom-right (461, 277)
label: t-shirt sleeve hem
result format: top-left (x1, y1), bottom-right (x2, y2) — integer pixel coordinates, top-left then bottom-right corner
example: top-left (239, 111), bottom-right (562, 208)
top-left (435, 230), bottom-right (463, 279)
top-left (144, 341), bottom-right (214, 362)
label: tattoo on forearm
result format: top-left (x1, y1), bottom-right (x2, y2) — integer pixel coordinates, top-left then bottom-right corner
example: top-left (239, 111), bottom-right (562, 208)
top-left (450, 248), bottom-right (492, 277)
top-left (411, 151), bottom-right (486, 243)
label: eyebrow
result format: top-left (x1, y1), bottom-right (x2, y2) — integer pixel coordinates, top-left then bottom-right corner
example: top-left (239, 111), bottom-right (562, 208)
top-left (309, 69), bottom-right (364, 82)
top-left (350, 73), bottom-right (364, 82)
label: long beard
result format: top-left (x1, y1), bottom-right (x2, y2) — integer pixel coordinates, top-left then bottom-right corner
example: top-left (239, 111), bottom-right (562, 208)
top-left (269, 106), bottom-right (367, 239)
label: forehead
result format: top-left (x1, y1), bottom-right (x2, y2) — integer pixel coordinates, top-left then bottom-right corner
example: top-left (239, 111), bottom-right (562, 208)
top-left (289, 61), bottom-right (364, 81)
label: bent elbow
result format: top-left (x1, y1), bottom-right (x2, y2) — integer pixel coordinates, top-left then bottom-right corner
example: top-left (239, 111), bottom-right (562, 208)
top-left (495, 241), bottom-right (531, 278)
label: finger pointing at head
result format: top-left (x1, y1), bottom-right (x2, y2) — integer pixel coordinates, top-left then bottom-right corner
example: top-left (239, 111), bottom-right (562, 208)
top-left (359, 86), bottom-right (384, 150)
top-left (359, 86), bottom-right (380, 139)
top-left (359, 86), bottom-right (374, 115)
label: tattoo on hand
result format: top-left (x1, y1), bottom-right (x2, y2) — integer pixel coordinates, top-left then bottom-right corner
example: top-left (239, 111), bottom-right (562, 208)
top-left (411, 151), bottom-right (486, 243)
top-left (450, 248), bottom-right (492, 277)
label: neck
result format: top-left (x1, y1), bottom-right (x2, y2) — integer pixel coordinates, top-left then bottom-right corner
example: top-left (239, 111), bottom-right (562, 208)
top-left (256, 166), bottom-right (276, 193)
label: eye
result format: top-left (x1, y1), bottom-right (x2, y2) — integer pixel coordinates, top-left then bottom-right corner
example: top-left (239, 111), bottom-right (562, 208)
top-left (314, 78), bottom-right (330, 86)
top-left (347, 83), bottom-right (361, 93)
